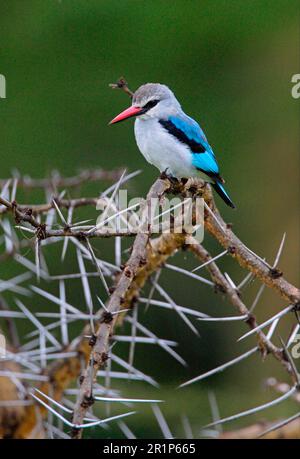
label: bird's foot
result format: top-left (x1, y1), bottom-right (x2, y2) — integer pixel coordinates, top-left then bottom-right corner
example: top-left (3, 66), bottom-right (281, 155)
top-left (160, 169), bottom-right (179, 185)
top-left (159, 169), bottom-right (169, 180)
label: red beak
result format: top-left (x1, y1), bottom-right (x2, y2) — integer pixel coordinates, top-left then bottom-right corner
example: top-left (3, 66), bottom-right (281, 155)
top-left (109, 106), bottom-right (143, 125)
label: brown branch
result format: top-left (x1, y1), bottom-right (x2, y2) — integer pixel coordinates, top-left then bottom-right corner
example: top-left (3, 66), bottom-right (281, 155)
top-left (42, 228), bottom-right (138, 239)
top-left (123, 233), bottom-right (186, 309)
top-left (3, 174), bottom-right (300, 438)
top-left (168, 178), bottom-right (300, 305)
top-left (3, 176), bottom-right (299, 311)
top-left (0, 77), bottom-right (299, 439)
top-left (1, 176), bottom-right (299, 386)
top-left (71, 177), bottom-right (170, 437)
top-left (188, 239), bottom-right (297, 383)
top-left (0, 168), bottom-right (122, 190)
top-left (0, 195), bottom-right (139, 242)
top-left (201, 185), bottom-right (300, 305)
top-left (0, 195), bottom-right (138, 242)
top-left (0, 196), bottom-right (41, 229)
top-left (0, 197), bottom-right (100, 216)
top-left (10, 230), bottom-right (184, 438)
top-left (109, 77), bottom-right (134, 98)
top-left (13, 343), bottom-right (88, 439)
top-left (2, 164), bottom-right (299, 306)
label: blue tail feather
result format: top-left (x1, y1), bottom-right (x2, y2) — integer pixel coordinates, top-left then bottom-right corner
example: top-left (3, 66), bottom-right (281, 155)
top-left (212, 182), bottom-right (235, 209)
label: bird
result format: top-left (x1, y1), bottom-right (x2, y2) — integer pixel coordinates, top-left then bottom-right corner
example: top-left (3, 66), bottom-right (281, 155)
top-left (109, 83), bottom-right (235, 208)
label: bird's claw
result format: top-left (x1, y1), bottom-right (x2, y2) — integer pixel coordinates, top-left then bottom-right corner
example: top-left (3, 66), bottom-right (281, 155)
top-left (160, 169), bottom-right (179, 185)
top-left (159, 169), bottom-right (169, 180)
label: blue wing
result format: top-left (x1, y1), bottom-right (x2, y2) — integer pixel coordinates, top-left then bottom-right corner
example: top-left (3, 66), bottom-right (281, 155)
top-left (159, 114), bottom-right (220, 179)
top-left (159, 114), bottom-right (235, 208)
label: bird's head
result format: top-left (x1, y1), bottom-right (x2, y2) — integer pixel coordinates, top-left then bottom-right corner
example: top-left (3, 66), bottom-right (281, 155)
top-left (109, 83), bottom-right (181, 124)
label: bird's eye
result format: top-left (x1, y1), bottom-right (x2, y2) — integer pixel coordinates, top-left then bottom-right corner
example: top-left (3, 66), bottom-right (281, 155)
top-left (143, 99), bottom-right (160, 111)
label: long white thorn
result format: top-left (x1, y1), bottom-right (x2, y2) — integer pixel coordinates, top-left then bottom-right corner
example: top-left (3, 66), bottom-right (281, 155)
top-left (205, 386), bottom-right (297, 428)
top-left (152, 404), bottom-right (173, 439)
top-left (76, 248), bottom-right (95, 334)
top-left (154, 282), bottom-right (200, 336)
top-left (238, 305), bottom-right (294, 342)
top-left (258, 411), bottom-right (300, 438)
top-left (31, 391), bottom-right (135, 429)
top-left (179, 347), bottom-right (257, 388)
top-left (192, 250), bottom-right (228, 273)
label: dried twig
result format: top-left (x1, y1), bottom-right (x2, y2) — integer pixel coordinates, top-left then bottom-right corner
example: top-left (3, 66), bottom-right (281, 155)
top-left (0, 168), bottom-right (122, 190)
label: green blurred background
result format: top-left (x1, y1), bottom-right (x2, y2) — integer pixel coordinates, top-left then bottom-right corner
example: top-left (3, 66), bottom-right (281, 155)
top-left (0, 0), bottom-right (299, 438)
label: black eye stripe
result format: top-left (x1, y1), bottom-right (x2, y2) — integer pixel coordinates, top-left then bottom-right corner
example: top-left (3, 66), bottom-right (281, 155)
top-left (142, 99), bottom-right (160, 111)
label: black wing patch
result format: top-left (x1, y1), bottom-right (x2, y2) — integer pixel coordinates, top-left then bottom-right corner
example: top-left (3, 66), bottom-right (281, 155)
top-left (159, 119), bottom-right (206, 153)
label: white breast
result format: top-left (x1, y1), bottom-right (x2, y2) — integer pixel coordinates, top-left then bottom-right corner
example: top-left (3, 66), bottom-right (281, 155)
top-left (134, 118), bottom-right (199, 179)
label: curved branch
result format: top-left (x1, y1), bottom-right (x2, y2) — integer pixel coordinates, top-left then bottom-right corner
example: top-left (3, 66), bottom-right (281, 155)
top-left (71, 178), bottom-right (170, 438)
top-left (0, 168), bottom-right (122, 190)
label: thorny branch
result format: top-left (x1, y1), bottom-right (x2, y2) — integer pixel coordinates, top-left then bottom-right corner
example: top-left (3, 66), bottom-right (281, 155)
top-left (1, 176), bottom-right (299, 305)
top-left (109, 77), bottom-right (134, 98)
top-left (0, 78), bottom-right (299, 439)
top-left (0, 168), bottom-right (123, 190)
top-left (70, 177), bottom-right (171, 437)
top-left (188, 241), bottom-right (297, 383)
top-left (176, 179), bottom-right (300, 305)
top-left (6, 230), bottom-right (185, 438)
top-left (0, 197), bottom-right (100, 217)
top-left (1, 171), bottom-right (299, 438)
